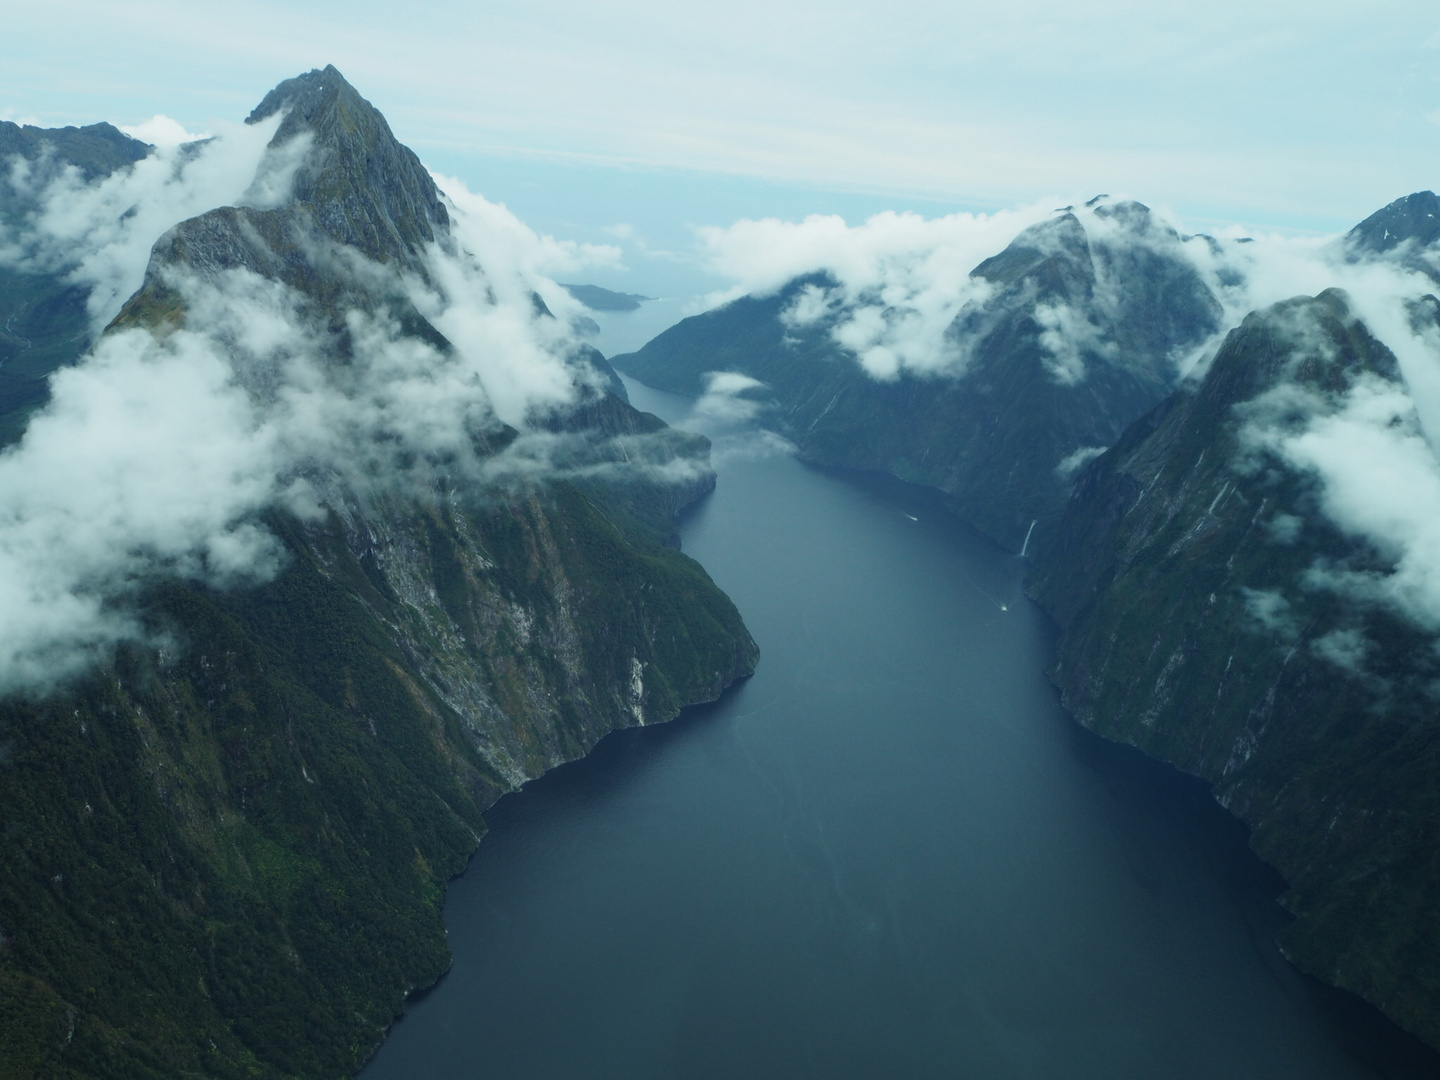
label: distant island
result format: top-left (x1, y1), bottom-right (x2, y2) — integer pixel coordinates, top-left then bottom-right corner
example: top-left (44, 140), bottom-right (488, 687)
top-left (560, 282), bottom-right (655, 312)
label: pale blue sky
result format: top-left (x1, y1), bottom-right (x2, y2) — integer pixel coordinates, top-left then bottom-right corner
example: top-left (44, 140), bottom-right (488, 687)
top-left (5, 0), bottom-right (1439, 302)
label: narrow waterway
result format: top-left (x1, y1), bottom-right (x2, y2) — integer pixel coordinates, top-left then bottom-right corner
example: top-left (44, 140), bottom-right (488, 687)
top-left (361, 379), bottom-right (1437, 1079)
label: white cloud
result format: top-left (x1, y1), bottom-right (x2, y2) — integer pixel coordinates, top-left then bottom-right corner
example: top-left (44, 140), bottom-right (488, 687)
top-left (0, 112), bottom-right (305, 328)
top-left (0, 321), bottom-right (291, 694)
top-left (700, 198), bottom-right (1241, 383)
top-left (422, 174), bottom-right (627, 427)
top-left (1243, 588), bottom-right (1300, 642)
top-left (700, 204), bottom-right (1051, 302)
top-left (1035, 301), bottom-right (1116, 385)
top-left (1056, 445), bottom-right (1106, 480)
top-left (0, 231), bottom-right (680, 696)
top-left (1267, 513), bottom-right (1303, 544)
top-left (1277, 374), bottom-right (1440, 629)
top-left (693, 371), bottom-right (767, 426)
top-left (701, 203), bottom-right (1059, 379)
top-left (700, 189), bottom-right (1440, 398)
top-left (1311, 627), bottom-right (1372, 673)
top-left (118, 114), bottom-right (207, 148)
top-left (1228, 269), bottom-right (1440, 634)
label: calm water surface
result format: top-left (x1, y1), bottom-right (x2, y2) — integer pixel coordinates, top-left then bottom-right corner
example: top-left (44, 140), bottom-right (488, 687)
top-left (362, 379), bottom-right (1436, 1079)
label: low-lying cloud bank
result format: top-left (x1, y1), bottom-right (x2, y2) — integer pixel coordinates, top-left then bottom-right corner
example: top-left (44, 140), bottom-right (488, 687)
top-left (0, 118), bottom-right (666, 697)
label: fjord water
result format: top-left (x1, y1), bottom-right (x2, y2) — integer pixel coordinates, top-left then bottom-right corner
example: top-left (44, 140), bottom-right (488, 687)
top-left (362, 380), bottom-right (1427, 1080)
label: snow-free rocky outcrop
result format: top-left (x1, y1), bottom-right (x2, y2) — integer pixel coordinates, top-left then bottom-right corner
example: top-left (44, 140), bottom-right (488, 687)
top-left (0, 67), bottom-right (756, 1079)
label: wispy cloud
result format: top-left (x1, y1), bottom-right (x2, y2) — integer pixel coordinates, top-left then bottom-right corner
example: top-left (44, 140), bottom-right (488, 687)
top-left (118, 114), bottom-right (208, 147)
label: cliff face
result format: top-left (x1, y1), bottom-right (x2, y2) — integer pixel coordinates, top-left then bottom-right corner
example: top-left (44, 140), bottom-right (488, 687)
top-left (0, 68), bottom-right (756, 1078)
top-left (614, 200), bottom-right (1223, 549)
top-left (1030, 289), bottom-right (1440, 1047)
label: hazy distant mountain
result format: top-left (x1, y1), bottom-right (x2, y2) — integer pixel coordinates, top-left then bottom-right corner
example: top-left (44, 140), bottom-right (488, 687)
top-left (0, 66), bottom-right (755, 1079)
top-left (560, 282), bottom-right (654, 311)
top-left (614, 199), bottom-right (1224, 549)
top-left (0, 119), bottom-right (149, 182)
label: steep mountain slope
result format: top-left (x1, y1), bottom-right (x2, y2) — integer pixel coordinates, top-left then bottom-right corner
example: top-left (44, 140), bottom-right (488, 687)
top-left (1030, 287), bottom-right (1440, 1047)
top-left (0, 67), bottom-right (756, 1079)
top-left (615, 200), bottom-right (1223, 548)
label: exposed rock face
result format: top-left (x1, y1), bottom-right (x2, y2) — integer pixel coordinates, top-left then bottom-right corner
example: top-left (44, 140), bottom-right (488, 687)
top-left (0, 69), bottom-right (756, 1078)
top-left (1030, 289), bottom-right (1440, 1048)
top-left (244, 65), bottom-right (450, 266)
top-left (614, 201), bottom-right (1223, 549)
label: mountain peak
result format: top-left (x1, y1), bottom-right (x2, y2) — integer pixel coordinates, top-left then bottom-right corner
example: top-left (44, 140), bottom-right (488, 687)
top-left (246, 64), bottom-right (363, 134)
top-left (1346, 191), bottom-right (1440, 257)
top-left (243, 65), bottom-right (449, 262)
top-left (970, 211), bottom-right (1092, 292)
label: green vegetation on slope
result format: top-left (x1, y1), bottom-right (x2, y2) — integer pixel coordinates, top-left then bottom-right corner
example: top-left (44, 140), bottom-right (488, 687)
top-left (1030, 291), bottom-right (1440, 1047)
top-left (0, 478), bottom-right (756, 1078)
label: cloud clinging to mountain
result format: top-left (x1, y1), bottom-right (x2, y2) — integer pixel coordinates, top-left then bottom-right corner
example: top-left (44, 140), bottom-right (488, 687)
top-left (0, 120), bottom-right (658, 697)
top-left (0, 114), bottom-right (305, 328)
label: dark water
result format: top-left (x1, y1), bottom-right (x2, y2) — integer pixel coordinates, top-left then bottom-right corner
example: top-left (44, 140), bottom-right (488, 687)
top-left (361, 380), bottom-right (1438, 1079)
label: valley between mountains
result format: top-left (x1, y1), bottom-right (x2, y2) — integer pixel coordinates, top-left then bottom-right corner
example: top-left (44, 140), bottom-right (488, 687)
top-left (3, 64), bottom-right (1440, 1077)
